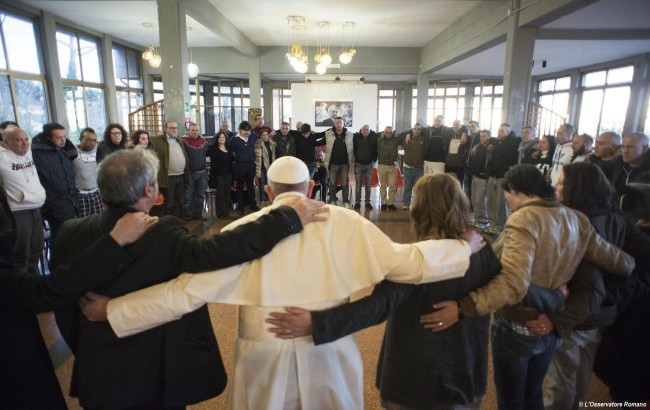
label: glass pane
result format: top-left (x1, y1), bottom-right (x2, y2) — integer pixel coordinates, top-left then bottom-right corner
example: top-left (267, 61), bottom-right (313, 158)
top-left (3, 14), bottom-right (41, 74)
top-left (446, 87), bottom-right (458, 96)
top-left (233, 87), bottom-right (241, 94)
top-left (583, 70), bottom-right (606, 87)
top-left (126, 49), bottom-right (142, 89)
top-left (0, 16), bottom-right (6, 69)
top-left (379, 90), bottom-right (393, 97)
top-left (154, 92), bottom-right (164, 102)
top-left (63, 84), bottom-right (87, 136)
top-left (539, 79), bottom-right (555, 93)
top-left (474, 86), bottom-right (481, 95)
top-left (599, 86), bottom-right (630, 135)
top-left (412, 89), bottom-right (417, 97)
top-left (607, 66), bottom-right (634, 85)
top-left (552, 92), bottom-right (569, 118)
top-left (130, 92), bottom-right (143, 111)
top-left (85, 87), bottom-right (106, 133)
top-left (113, 46), bottom-right (128, 87)
top-left (428, 88), bottom-right (435, 97)
top-left (378, 98), bottom-right (394, 129)
top-left (57, 31), bottom-right (82, 80)
top-left (494, 85), bottom-right (503, 94)
top-left (578, 89), bottom-right (604, 136)
top-left (435, 88), bottom-right (445, 97)
top-left (79, 37), bottom-right (101, 83)
top-left (459, 87), bottom-right (465, 96)
top-left (482, 86), bottom-right (493, 95)
top-left (0, 76), bottom-right (16, 122)
top-left (14, 79), bottom-right (48, 137)
top-left (243, 87), bottom-right (249, 94)
top-left (219, 86), bottom-right (230, 94)
top-left (116, 91), bottom-right (129, 128)
top-left (555, 76), bottom-right (570, 90)
top-left (153, 81), bottom-right (163, 91)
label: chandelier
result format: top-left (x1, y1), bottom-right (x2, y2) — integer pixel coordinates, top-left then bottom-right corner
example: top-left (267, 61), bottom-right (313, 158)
top-left (141, 23), bottom-right (161, 68)
top-left (285, 16), bottom-right (308, 74)
top-left (186, 27), bottom-right (200, 78)
top-left (338, 22), bottom-right (356, 65)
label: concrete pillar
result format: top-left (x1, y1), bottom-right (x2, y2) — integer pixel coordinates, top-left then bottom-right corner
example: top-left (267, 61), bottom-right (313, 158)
top-left (203, 81), bottom-right (215, 136)
top-left (100, 35), bottom-right (118, 124)
top-left (403, 86), bottom-right (414, 129)
top-left (248, 56), bottom-right (262, 114)
top-left (157, 0), bottom-right (190, 130)
top-left (38, 12), bottom-right (66, 127)
top-left (502, 0), bottom-right (536, 130)
top-left (416, 73), bottom-right (429, 125)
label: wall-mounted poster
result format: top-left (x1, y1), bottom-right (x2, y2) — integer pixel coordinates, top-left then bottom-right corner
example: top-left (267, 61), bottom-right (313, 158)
top-left (315, 101), bottom-right (353, 127)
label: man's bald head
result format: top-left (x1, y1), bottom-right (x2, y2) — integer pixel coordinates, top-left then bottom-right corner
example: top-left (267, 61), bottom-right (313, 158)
top-left (3, 127), bottom-right (30, 156)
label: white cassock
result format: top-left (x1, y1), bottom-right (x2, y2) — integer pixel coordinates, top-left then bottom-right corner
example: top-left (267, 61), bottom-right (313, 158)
top-left (107, 192), bottom-right (472, 410)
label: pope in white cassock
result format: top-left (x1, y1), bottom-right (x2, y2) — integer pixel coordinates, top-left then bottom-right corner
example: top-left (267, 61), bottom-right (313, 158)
top-left (99, 156), bottom-right (483, 410)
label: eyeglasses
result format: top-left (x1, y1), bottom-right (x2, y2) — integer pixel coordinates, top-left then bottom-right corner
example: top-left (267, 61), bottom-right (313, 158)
top-left (166, 126), bottom-right (178, 130)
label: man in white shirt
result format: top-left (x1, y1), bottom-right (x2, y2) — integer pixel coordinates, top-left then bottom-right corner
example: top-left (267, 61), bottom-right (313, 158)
top-left (0, 127), bottom-right (46, 276)
top-left (82, 156), bottom-right (485, 410)
top-left (550, 123), bottom-right (575, 184)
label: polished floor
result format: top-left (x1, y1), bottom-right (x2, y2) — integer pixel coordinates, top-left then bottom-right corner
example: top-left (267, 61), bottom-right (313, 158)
top-left (41, 185), bottom-right (613, 409)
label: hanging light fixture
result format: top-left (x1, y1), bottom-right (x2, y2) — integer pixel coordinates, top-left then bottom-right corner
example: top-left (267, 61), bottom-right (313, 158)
top-left (285, 16), bottom-right (309, 74)
top-left (186, 27), bottom-right (200, 78)
top-left (339, 22), bottom-right (356, 64)
top-left (141, 23), bottom-right (162, 68)
top-left (313, 21), bottom-right (332, 75)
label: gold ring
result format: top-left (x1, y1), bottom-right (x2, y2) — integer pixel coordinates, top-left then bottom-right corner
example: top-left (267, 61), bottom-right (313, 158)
top-left (437, 322), bottom-right (443, 327)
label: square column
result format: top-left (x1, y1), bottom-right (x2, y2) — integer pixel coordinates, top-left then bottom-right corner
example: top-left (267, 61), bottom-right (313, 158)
top-left (157, 0), bottom-right (190, 130)
top-left (502, 0), bottom-right (536, 130)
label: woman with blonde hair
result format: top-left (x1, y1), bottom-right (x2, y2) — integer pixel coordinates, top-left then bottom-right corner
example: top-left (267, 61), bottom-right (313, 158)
top-left (268, 173), bottom-right (501, 409)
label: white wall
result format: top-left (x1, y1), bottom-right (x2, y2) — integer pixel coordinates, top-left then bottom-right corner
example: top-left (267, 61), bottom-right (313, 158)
top-left (291, 82), bottom-right (378, 132)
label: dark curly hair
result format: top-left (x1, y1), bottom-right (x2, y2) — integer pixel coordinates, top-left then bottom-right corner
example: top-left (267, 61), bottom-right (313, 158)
top-left (561, 162), bottom-right (615, 214)
top-left (502, 164), bottom-right (555, 199)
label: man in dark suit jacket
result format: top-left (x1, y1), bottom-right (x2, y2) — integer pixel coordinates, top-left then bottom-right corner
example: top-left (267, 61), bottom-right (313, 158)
top-left (43, 148), bottom-right (323, 409)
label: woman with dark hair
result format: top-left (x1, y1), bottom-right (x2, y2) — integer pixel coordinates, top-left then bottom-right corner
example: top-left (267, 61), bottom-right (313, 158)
top-left (208, 131), bottom-right (234, 217)
top-left (524, 161), bottom-right (650, 407)
top-left (429, 164), bottom-right (634, 409)
top-left (131, 129), bottom-right (151, 149)
top-left (266, 174), bottom-right (501, 408)
top-left (531, 135), bottom-right (556, 178)
top-left (97, 123), bottom-right (130, 162)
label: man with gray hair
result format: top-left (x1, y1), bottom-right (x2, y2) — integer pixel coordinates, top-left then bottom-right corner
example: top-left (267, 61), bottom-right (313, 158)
top-left (49, 148), bottom-right (325, 409)
top-left (586, 131), bottom-right (622, 180)
top-left (81, 155), bottom-right (486, 410)
top-left (611, 132), bottom-right (650, 198)
top-left (550, 123), bottom-right (575, 185)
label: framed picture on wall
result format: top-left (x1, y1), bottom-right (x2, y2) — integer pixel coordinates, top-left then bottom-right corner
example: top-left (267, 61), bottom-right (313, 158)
top-left (315, 101), bottom-right (353, 127)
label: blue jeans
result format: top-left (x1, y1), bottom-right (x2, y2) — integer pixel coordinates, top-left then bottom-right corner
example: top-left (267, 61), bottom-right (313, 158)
top-left (184, 170), bottom-right (208, 218)
top-left (354, 163), bottom-right (373, 204)
top-left (492, 316), bottom-right (561, 410)
top-left (328, 163), bottom-right (350, 204)
top-left (402, 166), bottom-right (423, 206)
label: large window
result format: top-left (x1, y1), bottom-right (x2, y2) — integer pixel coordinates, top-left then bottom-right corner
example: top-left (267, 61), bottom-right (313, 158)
top-left (578, 65), bottom-right (633, 136)
top-left (470, 82), bottom-right (503, 134)
top-left (213, 81), bottom-right (252, 132)
top-left (535, 76), bottom-right (570, 135)
top-left (0, 10), bottom-right (49, 136)
top-left (57, 27), bottom-right (105, 137)
top-left (272, 88), bottom-right (292, 129)
top-left (412, 80), bottom-right (502, 133)
top-left (113, 44), bottom-right (143, 130)
top-left (378, 89), bottom-right (397, 130)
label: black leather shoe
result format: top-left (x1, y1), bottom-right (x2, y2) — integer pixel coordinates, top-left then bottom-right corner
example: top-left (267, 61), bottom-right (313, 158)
top-left (353, 203), bottom-right (361, 210)
top-left (381, 204), bottom-right (388, 210)
top-left (365, 203), bottom-right (373, 210)
top-left (237, 207), bottom-right (244, 215)
top-left (387, 204), bottom-right (398, 210)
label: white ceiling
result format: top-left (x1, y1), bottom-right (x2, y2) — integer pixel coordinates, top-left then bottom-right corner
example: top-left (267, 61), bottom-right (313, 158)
top-left (18, 0), bottom-right (650, 80)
